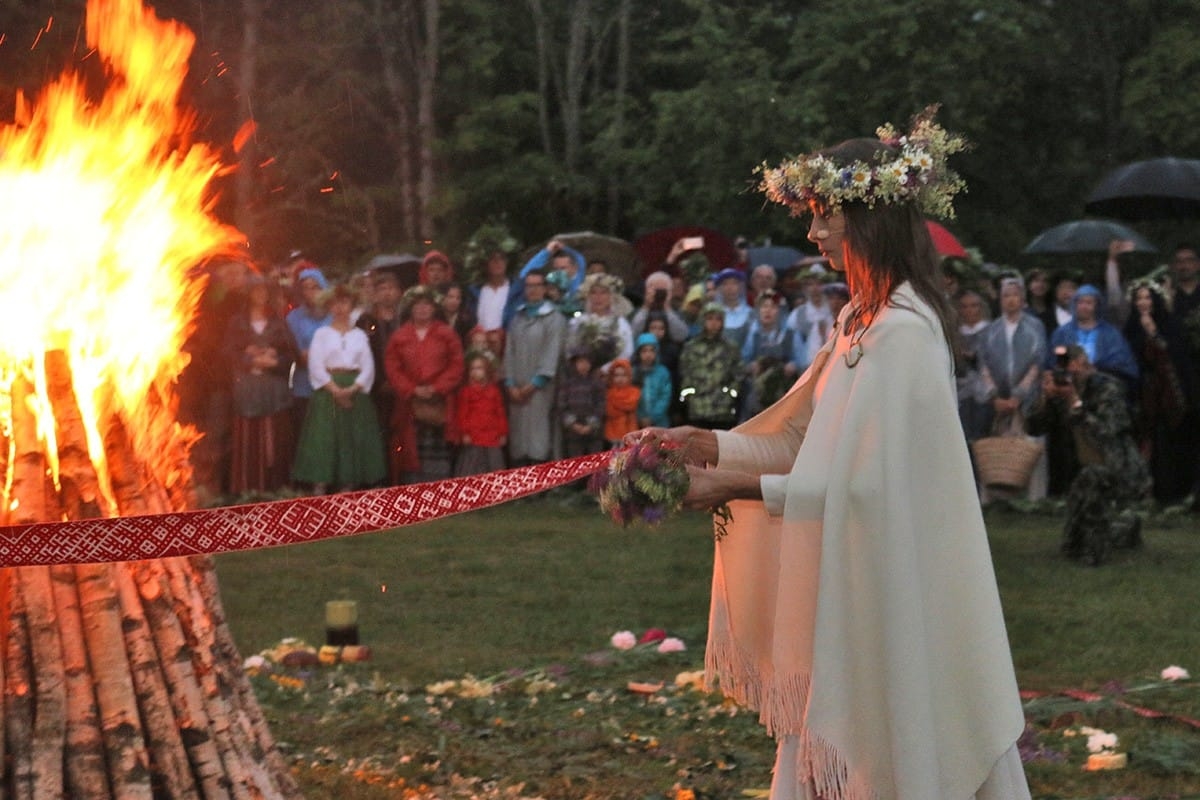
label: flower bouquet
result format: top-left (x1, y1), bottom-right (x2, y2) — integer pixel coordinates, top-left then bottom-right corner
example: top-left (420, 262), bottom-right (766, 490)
top-left (574, 319), bottom-right (620, 367)
top-left (589, 438), bottom-right (690, 527)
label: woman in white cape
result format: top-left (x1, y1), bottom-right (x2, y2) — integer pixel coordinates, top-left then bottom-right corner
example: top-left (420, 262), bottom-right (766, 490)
top-left (633, 112), bottom-right (1030, 800)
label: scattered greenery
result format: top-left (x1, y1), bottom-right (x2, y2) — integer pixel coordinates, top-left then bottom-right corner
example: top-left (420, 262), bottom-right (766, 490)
top-left (216, 499), bottom-right (1200, 798)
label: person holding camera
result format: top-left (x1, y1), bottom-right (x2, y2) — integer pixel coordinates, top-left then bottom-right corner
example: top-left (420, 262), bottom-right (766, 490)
top-left (631, 271), bottom-right (690, 342)
top-left (1027, 345), bottom-right (1149, 566)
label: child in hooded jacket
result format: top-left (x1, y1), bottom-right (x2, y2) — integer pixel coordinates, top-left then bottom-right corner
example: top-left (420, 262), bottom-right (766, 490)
top-left (633, 332), bottom-right (673, 428)
top-left (604, 358), bottom-right (640, 447)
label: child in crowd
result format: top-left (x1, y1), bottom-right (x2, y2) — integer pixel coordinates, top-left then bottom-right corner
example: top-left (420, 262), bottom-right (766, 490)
top-left (633, 333), bottom-right (672, 428)
top-left (558, 347), bottom-right (606, 457)
top-left (466, 325), bottom-right (504, 374)
top-left (677, 303), bottom-right (741, 429)
top-left (740, 289), bottom-right (797, 420)
top-left (642, 311), bottom-right (680, 376)
top-left (453, 350), bottom-right (508, 476)
top-left (604, 358), bottom-right (641, 447)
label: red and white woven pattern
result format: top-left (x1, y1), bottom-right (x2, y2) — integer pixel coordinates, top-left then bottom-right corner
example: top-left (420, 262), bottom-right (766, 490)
top-left (0, 453), bottom-right (611, 568)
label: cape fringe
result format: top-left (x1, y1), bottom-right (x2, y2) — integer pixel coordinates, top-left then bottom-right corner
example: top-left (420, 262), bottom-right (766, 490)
top-left (706, 636), bottom-right (879, 800)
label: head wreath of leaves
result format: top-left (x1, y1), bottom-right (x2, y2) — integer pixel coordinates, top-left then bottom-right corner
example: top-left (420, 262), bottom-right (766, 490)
top-left (758, 105), bottom-right (969, 220)
top-left (463, 221), bottom-right (522, 284)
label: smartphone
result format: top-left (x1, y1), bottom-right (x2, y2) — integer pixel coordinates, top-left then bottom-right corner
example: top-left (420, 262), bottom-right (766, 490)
top-left (681, 236), bottom-right (704, 251)
top-left (1052, 345), bottom-right (1071, 386)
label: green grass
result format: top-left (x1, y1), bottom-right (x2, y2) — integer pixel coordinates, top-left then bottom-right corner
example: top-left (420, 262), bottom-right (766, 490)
top-left (215, 497), bottom-right (1200, 799)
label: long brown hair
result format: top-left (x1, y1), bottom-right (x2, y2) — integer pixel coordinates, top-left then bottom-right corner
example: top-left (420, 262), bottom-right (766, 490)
top-left (816, 138), bottom-right (957, 353)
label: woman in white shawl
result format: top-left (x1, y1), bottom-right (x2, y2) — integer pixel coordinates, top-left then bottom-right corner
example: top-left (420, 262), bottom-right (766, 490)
top-left (630, 110), bottom-right (1030, 800)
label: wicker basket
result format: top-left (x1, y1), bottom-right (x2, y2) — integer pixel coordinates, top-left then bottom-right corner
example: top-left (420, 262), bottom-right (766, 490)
top-left (971, 436), bottom-right (1044, 490)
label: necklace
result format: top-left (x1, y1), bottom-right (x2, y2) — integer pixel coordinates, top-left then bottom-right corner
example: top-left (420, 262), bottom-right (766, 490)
top-left (835, 310), bottom-right (870, 368)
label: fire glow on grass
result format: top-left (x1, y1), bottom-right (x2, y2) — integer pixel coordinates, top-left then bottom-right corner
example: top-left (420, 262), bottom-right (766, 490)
top-left (0, 0), bottom-right (244, 518)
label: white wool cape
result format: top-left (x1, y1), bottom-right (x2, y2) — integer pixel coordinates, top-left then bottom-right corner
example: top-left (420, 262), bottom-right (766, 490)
top-left (708, 284), bottom-right (1027, 800)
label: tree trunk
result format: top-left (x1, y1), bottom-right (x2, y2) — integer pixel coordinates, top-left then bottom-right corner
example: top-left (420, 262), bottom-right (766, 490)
top-left (235, 0), bottom-right (260, 241)
top-left (561, 0), bottom-right (590, 174)
top-left (371, 0), bottom-right (419, 243)
top-left (415, 0), bottom-right (439, 240)
top-left (527, 0), bottom-right (555, 160)
top-left (0, 355), bottom-right (301, 798)
top-left (606, 0), bottom-right (630, 233)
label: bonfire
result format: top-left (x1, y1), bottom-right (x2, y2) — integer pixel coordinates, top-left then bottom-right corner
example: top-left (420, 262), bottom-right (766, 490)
top-left (0, 0), bottom-right (298, 795)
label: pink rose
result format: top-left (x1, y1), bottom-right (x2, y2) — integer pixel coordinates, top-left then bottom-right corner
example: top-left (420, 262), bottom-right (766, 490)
top-left (610, 630), bottom-right (637, 650)
top-left (656, 637), bottom-right (686, 654)
top-left (639, 628), bottom-right (667, 644)
top-left (1161, 665), bottom-right (1190, 681)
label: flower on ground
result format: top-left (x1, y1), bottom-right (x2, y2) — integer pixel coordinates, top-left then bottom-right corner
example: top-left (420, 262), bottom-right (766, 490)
top-left (1161, 664), bottom-right (1191, 681)
top-left (457, 675), bottom-right (495, 698)
top-left (242, 654), bottom-right (267, 674)
top-left (639, 628), bottom-right (667, 644)
top-left (1087, 731), bottom-right (1118, 753)
top-left (657, 637), bottom-right (686, 654)
top-left (611, 630), bottom-right (637, 650)
top-left (675, 670), bottom-right (705, 691)
top-left (1079, 726), bottom-right (1119, 753)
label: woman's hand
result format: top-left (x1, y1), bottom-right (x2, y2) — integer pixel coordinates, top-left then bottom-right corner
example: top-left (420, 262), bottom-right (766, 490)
top-left (1139, 312), bottom-right (1157, 337)
top-left (621, 425), bottom-right (718, 466)
top-left (682, 466), bottom-right (760, 509)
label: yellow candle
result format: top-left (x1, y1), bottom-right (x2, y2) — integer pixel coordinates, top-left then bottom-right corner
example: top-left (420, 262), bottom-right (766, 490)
top-left (325, 600), bottom-right (358, 628)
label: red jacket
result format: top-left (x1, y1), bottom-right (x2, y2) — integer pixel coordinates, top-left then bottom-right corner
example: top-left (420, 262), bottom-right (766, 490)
top-left (455, 382), bottom-right (508, 447)
top-left (384, 320), bottom-right (465, 470)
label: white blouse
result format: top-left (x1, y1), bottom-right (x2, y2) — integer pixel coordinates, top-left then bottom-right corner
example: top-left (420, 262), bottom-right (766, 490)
top-left (307, 325), bottom-right (375, 392)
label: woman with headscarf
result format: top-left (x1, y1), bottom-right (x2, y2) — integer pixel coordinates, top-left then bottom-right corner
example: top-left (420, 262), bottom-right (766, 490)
top-left (629, 109), bottom-right (1029, 800)
top-left (1046, 284), bottom-right (1139, 390)
top-left (976, 276), bottom-right (1049, 500)
top-left (224, 273), bottom-right (296, 494)
top-left (384, 286), bottom-right (465, 483)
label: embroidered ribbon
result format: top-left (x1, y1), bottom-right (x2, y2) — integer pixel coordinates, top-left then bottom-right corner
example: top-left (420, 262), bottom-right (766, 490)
top-left (0, 453), bottom-right (611, 568)
top-left (1020, 688), bottom-right (1200, 730)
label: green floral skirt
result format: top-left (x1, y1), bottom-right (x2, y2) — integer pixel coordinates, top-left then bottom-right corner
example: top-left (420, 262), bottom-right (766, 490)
top-left (291, 372), bottom-right (386, 487)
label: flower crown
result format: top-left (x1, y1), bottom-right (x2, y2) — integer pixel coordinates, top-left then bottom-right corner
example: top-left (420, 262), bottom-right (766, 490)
top-left (1126, 275), bottom-right (1168, 302)
top-left (758, 106), bottom-right (968, 219)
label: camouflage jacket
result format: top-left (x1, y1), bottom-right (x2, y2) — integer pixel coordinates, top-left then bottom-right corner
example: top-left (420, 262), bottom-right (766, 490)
top-left (678, 333), bottom-right (742, 422)
top-left (1030, 372), bottom-right (1150, 489)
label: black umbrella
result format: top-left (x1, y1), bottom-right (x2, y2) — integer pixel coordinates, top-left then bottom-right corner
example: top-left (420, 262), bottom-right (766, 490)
top-left (1023, 220), bottom-right (1157, 255)
top-left (1084, 157), bottom-right (1200, 220)
top-left (553, 231), bottom-right (642, 284)
top-left (364, 253), bottom-right (422, 288)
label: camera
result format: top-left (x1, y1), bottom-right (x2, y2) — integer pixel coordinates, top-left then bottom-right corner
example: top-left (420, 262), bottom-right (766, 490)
top-left (651, 288), bottom-right (668, 308)
top-left (1052, 345), bottom-right (1071, 386)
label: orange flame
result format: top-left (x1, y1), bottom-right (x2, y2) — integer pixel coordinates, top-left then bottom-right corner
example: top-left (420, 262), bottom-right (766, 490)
top-left (0, 0), bottom-right (243, 517)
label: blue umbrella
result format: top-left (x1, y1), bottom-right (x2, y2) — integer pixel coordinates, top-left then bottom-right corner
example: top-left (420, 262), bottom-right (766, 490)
top-left (747, 245), bottom-right (805, 273)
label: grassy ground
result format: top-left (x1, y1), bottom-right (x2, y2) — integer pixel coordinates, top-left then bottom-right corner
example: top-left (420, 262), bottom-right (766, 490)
top-left (215, 494), bottom-right (1200, 799)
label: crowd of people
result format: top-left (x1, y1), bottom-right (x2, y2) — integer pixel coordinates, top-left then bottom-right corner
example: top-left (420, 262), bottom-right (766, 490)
top-left (178, 231), bottom-right (1200, 554)
top-left (178, 235), bottom-right (849, 496)
top-left (951, 240), bottom-right (1200, 561)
